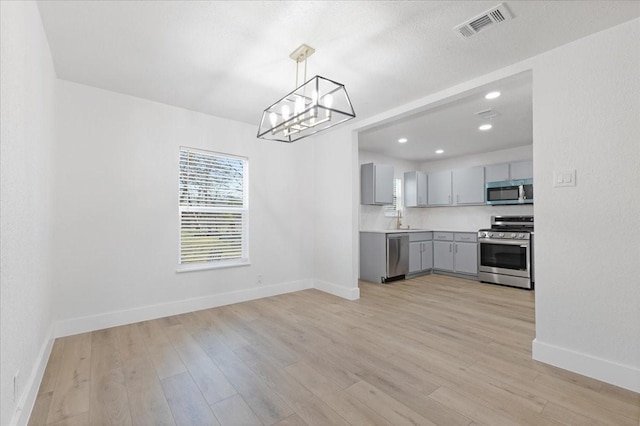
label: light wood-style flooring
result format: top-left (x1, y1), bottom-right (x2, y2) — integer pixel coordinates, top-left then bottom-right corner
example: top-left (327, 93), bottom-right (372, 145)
top-left (29, 275), bottom-right (640, 425)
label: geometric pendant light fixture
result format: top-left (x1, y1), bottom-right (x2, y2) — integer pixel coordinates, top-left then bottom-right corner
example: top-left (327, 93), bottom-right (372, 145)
top-left (257, 44), bottom-right (356, 143)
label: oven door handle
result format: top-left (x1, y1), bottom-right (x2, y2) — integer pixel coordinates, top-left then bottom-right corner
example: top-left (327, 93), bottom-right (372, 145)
top-left (479, 238), bottom-right (530, 246)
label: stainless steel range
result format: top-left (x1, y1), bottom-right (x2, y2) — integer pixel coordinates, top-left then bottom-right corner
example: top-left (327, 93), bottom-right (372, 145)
top-left (478, 216), bottom-right (534, 290)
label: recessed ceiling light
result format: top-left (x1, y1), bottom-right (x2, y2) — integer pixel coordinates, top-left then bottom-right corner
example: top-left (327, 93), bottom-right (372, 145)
top-left (479, 124), bottom-right (492, 131)
top-left (435, 149), bottom-right (444, 154)
top-left (398, 138), bottom-right (408, 143)
top-left (485, 91), bottom-right (501, 99)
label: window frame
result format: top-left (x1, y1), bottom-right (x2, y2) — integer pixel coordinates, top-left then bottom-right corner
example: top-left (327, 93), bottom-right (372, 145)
top-left (177, 147), bottom-right (250, 272)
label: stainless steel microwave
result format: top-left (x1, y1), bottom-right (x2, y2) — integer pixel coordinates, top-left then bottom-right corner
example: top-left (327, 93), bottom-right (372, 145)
top-left (486, 179), bottom-right (533, 205)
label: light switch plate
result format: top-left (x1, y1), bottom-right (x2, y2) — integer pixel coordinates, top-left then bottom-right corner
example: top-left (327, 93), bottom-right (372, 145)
top-left (553, 169), bottom-right (576, 187)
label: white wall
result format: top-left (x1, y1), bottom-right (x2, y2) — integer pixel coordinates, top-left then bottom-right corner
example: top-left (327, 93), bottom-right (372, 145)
top-left (312, 126), bottom-right (360, 300)
top-left (51, 80), bottom-right (316, 333)
top-left (0, 2), bottom-right (57, 425)
top-left (531, 19), bottom-right (640, 391)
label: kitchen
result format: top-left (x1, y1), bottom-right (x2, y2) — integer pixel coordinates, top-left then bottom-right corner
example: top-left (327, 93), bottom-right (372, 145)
top-left (359, 72), bottom-right (535, 288)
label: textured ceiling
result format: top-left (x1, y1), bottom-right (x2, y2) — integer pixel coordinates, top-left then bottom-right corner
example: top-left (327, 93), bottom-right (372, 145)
top-left (37, 1), bottom-right (639, 140)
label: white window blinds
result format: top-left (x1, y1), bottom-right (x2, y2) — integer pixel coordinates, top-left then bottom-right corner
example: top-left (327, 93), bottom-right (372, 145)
top-left (384, 178), bottom-right (403, 217)
top-left (179, 148), bottom-right (248, 267)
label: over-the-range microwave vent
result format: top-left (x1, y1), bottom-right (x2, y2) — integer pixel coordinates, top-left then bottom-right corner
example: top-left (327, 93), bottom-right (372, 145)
top-left (453, 3), bottom-right (514, 39)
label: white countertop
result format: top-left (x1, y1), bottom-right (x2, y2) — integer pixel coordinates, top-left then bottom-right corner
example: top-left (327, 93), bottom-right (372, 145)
top-left (359, 229), bottom-right (433, 234)
top-left (360, 229), bottom-right (477, 234)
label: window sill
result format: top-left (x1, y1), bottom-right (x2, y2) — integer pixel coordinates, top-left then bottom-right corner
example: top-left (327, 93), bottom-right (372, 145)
top-left (176, 259), bottom-right (251, 273)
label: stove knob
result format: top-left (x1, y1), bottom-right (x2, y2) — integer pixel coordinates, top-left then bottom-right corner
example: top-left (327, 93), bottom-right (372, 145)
top-left (518, 233), bottom-right (524, 238)
top-left (499, 233), bottom-right (504, 238)
top-left (511, 233), bottom-right (516, 238)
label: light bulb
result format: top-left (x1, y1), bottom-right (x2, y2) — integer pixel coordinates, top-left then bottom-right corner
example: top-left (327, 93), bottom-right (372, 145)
top-left (324, 94), bottom-right (333, 108)
top-left (269, 112), bottom-right (278, 127)
top-left (282, 104), bottom-right (290, 120)
top-left (295, 96), bottom-right (304, 114)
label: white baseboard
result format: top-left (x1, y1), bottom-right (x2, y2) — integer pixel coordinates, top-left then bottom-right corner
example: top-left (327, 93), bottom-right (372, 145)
top-left (10, 325), bottom-right (55, 426)
top-left (532, 338), bottom-right (640, 393)
top-left (54, 279), bottom-right (314, 338)
top-left (314, 279), bottom-right (360, 300)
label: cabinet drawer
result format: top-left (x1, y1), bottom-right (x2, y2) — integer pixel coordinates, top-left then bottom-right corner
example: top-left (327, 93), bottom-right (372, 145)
top-left (455, 233), bottom-right (477, 243)
top-left (409, 232), bottom-right (432, 242)
top-left (433, 232), bottom-right (454, 241)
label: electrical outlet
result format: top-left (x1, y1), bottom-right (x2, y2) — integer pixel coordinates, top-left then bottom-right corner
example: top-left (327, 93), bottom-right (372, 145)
top-left (13, 370), bottom-right (20, 402)
top-left (257, 274), bottom-right (263, 284)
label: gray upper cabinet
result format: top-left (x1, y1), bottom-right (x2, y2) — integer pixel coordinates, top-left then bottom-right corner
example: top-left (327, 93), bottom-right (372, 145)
top-left (361, 163), bottom-right (394, 205)
top-left (427, 170), bottom-right (452, 206)
top-left (510, 160), bottom-right (533, 180)
top-left (429, 167), bottom-right (485, 206)
top-left (485, 160), bottom-right (533, 183)
top-left (452, 166), bottom-right (485, 205)
top-left (404, 171), bottom-right (428, 207)
top-left (484, 163), bottom-right (510, 182)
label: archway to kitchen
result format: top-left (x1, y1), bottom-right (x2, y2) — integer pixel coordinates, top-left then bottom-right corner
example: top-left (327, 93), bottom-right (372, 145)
top-left (353, 69), bottom-right (535, 297)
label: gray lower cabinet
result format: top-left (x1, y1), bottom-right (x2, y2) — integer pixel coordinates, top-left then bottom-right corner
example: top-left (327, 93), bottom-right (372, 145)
top-left (409, 232), bottom-right (432, 274)
top-left (433, 232), bottom-right (477, 276)
top-left (453, 242), bottom-right (477, 274)
top-left (433, 240), bottom-right (454, 271)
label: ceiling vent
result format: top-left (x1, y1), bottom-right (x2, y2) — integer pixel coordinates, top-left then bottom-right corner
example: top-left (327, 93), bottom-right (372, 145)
top-left (475, 109), bottom-right (500, 120)
top-left (454, 3), bottom-right (514, 39)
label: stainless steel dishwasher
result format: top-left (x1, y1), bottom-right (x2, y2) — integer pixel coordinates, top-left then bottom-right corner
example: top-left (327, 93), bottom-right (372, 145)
top-left (385, 233), bottom-right (409, 282)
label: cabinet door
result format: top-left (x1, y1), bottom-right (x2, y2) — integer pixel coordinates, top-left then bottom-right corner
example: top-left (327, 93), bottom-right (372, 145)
top-left (416, 171), bottom-right (428, 206)
top-left (404, 171), bottom-right (427, 207)
top-left (485, 163), bottom-right (509, 183)
top-left (427, 170), bottom-right (452, 206)
top-left (375, 164), bottom-right (394, 204)
top-left (453, 166), bottom-right (485, 205)
top-left (433, 241), bottom-right (454, 271)
top-left (421, 241), bottom-right (433, 270)
top-left (454, 242), bottom-right (478, 275)
top-left (510, 161), bottom-right (533, 180)
top-left (409, 242), bottom-right (423, 273)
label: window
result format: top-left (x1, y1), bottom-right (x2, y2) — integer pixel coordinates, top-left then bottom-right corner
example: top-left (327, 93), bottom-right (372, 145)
top-left (384, 178), bottom-right (403, 217)
top-left (179, 147), bottom-right (248, 270)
